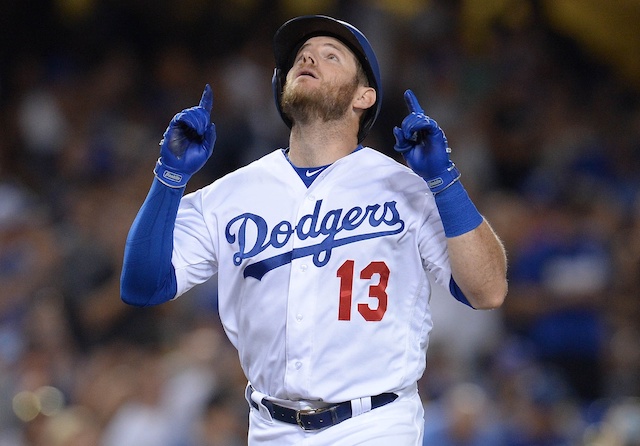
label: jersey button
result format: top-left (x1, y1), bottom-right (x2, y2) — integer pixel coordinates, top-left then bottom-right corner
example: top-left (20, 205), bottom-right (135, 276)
top-left (300, 264), bottom-right (308, 272)
top-left (295, 361), bottom-right (302, 369)
top-left (296, 314), bottom-right (303, 322)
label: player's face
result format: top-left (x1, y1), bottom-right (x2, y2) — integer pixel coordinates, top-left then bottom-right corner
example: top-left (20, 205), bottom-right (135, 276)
top-left (281, 36), bottom-right (363, 125)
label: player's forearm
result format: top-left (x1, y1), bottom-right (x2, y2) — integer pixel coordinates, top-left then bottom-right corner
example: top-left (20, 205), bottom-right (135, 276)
top-left (447, 220), bottom-right (508, 310)
top-left (120, 179), bottom-right (182, 306)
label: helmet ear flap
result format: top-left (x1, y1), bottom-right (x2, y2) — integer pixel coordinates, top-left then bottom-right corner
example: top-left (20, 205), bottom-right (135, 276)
top-left (272, 67), bottom-right (292, 130)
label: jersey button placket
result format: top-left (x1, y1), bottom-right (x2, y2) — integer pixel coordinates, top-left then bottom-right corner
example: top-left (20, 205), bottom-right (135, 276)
top-left (283, 194), bottom-right (319, 397)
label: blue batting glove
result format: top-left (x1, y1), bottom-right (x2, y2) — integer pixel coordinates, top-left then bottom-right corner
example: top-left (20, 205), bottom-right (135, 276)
top-left (154, 84), bottom-right (217, 188)
top-left (393, 89), bottom-right (460, 194)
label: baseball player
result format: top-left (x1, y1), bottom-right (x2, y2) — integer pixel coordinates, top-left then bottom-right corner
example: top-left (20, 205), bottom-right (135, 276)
top-left (120, 15), bottom-right (507, 445)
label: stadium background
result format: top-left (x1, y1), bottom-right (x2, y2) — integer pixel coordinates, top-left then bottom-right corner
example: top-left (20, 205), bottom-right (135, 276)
top-left (1, 0), bottom-right (639, 444)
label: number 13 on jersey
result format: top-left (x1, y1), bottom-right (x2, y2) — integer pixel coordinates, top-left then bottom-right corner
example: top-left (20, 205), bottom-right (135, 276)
top-left (336, 260), bottom-right (390, 322)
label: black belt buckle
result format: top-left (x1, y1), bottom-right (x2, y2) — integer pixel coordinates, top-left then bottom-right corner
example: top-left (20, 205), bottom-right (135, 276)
top-left (295, 406), bottom-right (335, 431)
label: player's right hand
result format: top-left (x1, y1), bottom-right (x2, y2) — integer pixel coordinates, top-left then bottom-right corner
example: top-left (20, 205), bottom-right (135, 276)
top-left (154, 84), bottom-right (216, 188)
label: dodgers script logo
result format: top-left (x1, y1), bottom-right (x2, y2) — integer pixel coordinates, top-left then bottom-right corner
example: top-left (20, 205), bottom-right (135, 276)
top-left (225, 199), bottom-right (405, 280)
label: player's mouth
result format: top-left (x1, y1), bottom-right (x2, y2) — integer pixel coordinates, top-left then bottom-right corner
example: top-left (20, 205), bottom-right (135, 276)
top-left (296, 69), bottom-right (318, 79)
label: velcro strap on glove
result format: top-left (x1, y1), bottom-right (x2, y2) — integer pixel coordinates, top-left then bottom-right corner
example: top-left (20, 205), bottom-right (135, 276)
top-left (426, 162), bottom-right (461, 195)
top-left (154, 158), bottom-right (190, 188)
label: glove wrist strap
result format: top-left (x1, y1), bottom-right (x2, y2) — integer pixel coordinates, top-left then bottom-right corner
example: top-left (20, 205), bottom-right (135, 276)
top-left (426, 162), bottom-right (461, 195)
top-left (154, 158), bottom-right (190, 188)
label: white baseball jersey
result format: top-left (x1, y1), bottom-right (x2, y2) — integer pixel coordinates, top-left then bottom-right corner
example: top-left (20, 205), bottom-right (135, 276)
top-left (172, 147), bottom-right (451, 403)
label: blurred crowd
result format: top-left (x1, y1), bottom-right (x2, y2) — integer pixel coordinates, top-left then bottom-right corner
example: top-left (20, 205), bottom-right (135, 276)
top-left (1, 0), bottom-right (639, 445)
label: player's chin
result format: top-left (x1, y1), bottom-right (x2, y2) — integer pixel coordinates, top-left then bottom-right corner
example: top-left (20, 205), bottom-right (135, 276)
top-left (283, 82), bottom-right (319, 106)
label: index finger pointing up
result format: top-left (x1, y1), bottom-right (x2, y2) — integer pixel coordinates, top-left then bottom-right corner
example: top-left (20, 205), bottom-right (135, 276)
top-left (199, 84), bottom-right (213, 113)
top-left (403, 89), bottom-right (424, 114)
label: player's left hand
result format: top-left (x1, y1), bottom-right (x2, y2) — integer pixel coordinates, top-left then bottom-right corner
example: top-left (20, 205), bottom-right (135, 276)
top-left (393, 89), bottom-right (460, 194)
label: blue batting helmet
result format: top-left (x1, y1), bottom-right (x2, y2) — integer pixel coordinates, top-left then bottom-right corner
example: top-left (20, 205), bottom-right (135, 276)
top-left (272, 15), bottom-right (382, 143)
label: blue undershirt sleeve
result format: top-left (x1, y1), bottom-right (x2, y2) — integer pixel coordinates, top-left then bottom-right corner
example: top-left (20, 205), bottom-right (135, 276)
top-left (449, 276), bottom-right (475, 309)
top-left (120, 179), bottom-right (184, 306)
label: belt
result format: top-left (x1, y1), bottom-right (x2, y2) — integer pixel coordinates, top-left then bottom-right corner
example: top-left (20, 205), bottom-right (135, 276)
top-left (249, 388), bottom-right (398, 431)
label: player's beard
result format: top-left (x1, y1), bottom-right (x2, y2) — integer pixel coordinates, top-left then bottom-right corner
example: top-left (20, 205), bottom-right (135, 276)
top-left (281, 74), bottom-right (360, 125)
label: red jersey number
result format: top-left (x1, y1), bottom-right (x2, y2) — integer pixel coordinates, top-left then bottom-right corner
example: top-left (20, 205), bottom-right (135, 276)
top-left (337, 260), bottom-right (389, 321)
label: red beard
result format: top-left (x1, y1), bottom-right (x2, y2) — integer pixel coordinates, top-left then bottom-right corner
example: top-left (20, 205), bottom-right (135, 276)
top-left (281, 74), bottom-right (359, 125)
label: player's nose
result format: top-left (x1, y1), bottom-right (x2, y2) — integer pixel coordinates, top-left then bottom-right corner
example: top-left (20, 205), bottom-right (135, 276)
top-left (298, 50), bottom-right (316, 65)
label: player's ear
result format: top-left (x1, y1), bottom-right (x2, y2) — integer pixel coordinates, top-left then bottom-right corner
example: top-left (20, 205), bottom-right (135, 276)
top-left (353, 86), bottom-right (376, 111)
